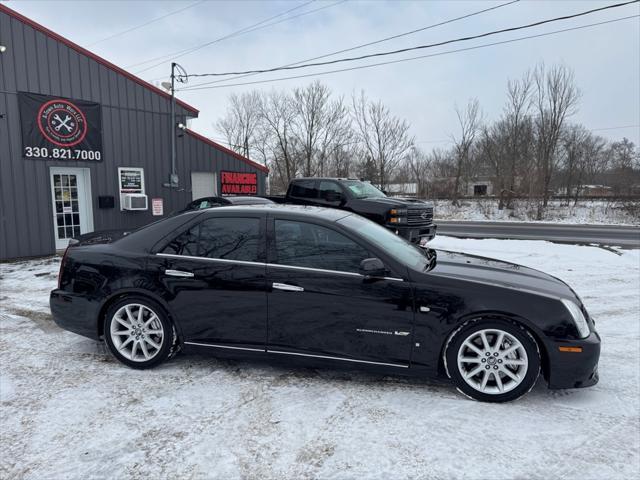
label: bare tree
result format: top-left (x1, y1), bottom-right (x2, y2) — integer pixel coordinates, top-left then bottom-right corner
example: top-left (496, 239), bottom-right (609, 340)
top-left (258, 90), bottom-right (298, 192)
top-left (352, 91), bottom-right (414, 189)
top-left (450, 98), bottom-right (481, 206)
top-left (290, 81), bottom-right (352, 177)
top-left (532, 63), bottom-right (581, 217)
top-left (215, 91), bottom-right (261, 158)
top-left (502, 71), bottom-right (532, 208)
top-left (405, 146), bottom-right (433, 198)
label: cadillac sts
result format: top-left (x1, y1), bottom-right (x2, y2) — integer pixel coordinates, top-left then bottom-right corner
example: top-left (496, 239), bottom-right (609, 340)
top-left (50, 205), bottom-right (600, 402)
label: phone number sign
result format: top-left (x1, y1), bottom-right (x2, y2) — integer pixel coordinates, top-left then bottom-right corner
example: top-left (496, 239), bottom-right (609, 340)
top-left (18, 92), bottom-right (103, 161)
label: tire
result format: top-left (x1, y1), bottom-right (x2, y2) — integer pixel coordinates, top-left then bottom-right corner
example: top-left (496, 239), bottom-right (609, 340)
top-left (103, 296), bottom-right (176, 369)
top-left (444, 319), bottom-right (540, 403)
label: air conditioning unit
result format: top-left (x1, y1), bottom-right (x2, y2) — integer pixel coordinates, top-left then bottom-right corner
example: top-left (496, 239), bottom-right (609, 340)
top-left (122, 194), bottom-right (148, 211)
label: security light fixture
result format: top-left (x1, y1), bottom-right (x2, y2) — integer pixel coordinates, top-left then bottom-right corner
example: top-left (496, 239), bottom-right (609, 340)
top-left (0, 45), bottom-right (7, 53)
top-left (160, 81), bottom-right (171, 92)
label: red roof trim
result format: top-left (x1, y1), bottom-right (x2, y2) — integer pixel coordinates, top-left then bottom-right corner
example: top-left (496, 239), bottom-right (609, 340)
top-left (185, 129), bottom-right (269, 174)
top-left (0, 4), bottom-right (199, 116)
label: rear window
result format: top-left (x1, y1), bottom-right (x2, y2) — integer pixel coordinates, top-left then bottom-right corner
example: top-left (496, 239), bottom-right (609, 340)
top-left (162, 217), bottom-right (261, 262)
top-left (289, 180), bottom-right (317, 199)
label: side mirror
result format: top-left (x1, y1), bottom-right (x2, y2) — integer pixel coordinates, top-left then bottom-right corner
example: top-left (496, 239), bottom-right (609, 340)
top-left (359, 258), bottom-right (386, 279)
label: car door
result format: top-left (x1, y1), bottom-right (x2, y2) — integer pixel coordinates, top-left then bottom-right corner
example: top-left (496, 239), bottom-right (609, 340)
top-left (152, 214), bottom-right (267, 351)
top-left (266, 216), bottom-right (414, 368)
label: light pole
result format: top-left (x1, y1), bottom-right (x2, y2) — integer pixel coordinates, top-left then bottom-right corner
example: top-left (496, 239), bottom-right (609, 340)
top-left (162, 62), bottom-right (187, 188)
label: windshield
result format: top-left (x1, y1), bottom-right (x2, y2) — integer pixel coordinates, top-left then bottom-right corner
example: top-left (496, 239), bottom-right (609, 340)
top-left (342, 180), bottom-right (387, 199)
top-left (337, 214), bottom-right (428, 270)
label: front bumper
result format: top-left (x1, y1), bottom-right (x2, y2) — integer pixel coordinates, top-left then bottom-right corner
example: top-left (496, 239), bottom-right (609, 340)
top-left (50, 289), bottom-right (101, 340)
top-left (545, 330), bottom-right (601, 389)
top-left (389, 224), bottom-right (437, 243)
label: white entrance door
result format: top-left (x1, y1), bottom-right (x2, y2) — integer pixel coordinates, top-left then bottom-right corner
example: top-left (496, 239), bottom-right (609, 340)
top-left (191, 171), bottom-right (217, 200)
top-left (50, 167), bottom-right (94, 250)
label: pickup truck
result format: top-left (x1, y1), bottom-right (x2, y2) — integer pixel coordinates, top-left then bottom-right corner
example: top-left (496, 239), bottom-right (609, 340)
top-left (268, 178), bottom-right (436, 244)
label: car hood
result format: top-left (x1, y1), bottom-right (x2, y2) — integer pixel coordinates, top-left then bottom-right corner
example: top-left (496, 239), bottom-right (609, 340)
top-left (356, 197), bottom-right (432, 207)
top-left (425, 250), bottom-right (577, 301)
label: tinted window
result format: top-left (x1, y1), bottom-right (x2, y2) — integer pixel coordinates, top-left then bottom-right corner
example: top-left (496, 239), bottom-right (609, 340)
top-left (163, 217), bottom-right (260, 262)
top-left (274, 220), bottom-right (369, 273)
top-left (318, 180), bottom-right (342, 201)
top-left (337, 214), bottom-right (427, 270)
top-left (289, 180), bottom-right (317, 199)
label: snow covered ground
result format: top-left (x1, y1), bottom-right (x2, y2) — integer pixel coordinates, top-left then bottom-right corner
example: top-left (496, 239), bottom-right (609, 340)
top-left (1, 238), bottom-right (639, 480)
top-left (434, 199), bottom-right (640, 225)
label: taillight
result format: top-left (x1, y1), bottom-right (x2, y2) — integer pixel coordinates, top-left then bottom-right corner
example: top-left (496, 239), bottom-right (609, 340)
top-left (58, 246), bottom-right (70, 289)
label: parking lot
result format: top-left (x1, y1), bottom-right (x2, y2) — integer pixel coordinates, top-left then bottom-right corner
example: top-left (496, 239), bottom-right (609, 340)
top-left (1, 237), bottom-right (639, 479)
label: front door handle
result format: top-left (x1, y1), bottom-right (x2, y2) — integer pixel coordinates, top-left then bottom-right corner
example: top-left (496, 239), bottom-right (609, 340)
top-left (165, 269), bottom-right (194, 278)
top-left (272, 282), bottom-right (304, 292)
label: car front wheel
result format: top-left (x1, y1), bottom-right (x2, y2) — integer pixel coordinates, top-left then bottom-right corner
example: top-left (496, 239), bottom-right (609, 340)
top-left (444, 319), bottom-right (541, 403)
top-left (104, 297), bottom-right (176, 369)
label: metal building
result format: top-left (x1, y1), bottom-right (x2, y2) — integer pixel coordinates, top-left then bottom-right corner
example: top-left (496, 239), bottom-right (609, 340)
top-left (0, 5), bottom-right (268, 260)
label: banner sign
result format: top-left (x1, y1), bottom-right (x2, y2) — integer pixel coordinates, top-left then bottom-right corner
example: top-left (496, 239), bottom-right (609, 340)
top-left (18, 91), bottom-right (103, 161)
top-left (221, 171), bottom-right (257, 195)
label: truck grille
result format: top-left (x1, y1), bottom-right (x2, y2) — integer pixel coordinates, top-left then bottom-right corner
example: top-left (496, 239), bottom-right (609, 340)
top-left (407, 206), bottom-right (433, 226)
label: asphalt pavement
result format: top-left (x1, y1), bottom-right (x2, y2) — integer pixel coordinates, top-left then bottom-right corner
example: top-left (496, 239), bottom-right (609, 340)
top-left (436, 220), bottom-right (640, 248)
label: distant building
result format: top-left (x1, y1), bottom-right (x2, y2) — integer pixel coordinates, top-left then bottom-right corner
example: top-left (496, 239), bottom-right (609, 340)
top-left (467, 176), bottom-right (494, 197)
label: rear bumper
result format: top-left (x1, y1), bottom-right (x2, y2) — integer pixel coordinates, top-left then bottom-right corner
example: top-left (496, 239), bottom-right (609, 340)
top-left (50, 289), bottom-right (101, 340)
top-left (391, 224), bottom-right (437, 243)
top-left (545, 330), bottom-right (601, 389)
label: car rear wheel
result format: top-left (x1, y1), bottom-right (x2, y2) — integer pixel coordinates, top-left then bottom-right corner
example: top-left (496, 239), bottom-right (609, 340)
top-left (444, 319), bottom-right (540, 403)
top-left (104, 297), bottom-right (176, 369)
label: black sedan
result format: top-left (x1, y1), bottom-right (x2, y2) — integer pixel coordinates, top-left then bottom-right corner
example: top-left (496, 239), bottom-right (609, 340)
top-left (50, 206), bottom-right (600, 402)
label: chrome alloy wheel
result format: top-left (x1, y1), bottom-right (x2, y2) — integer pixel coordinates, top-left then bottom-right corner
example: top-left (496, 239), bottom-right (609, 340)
top-left (456, 328), bottom-right (529, 395)
top-left (109, 304), bottom-right (165, 362)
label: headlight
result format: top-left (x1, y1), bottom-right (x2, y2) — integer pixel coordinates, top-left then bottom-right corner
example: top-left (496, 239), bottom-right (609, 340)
top-left (562, 299), bottom-right (590, 339)
top-left (388, 209), bottom-right (407, 224)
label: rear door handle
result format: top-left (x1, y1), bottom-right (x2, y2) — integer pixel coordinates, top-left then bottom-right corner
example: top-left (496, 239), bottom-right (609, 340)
top-left (272, 282), bottom-right (304, 292)
top-left (165, 269), bottom-right (194, 278)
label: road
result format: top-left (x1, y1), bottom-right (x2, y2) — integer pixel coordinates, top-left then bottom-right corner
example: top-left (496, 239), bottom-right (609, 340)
top-left (436, 220), bottom-right (640, 248)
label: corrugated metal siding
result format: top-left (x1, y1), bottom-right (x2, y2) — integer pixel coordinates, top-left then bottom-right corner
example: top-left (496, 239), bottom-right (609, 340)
top-left (0, 11), bottom-right (267, 260)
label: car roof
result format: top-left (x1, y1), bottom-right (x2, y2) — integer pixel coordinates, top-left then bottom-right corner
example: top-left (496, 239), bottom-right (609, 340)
top-left (293, 177), bottom-right (360, 182)
top-left (199, 204), bottom-right (352, 221)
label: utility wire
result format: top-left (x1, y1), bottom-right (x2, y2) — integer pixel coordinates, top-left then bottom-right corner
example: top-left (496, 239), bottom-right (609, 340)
top-left (131, 0), bottom-right (347, 75)
top-left (128, 0), bottom-right (316, 70)
top-left (87, 0), bottom-right (206, 47)
top-left (178, 14), bottom-right (638, 91)
top-left (591, 124), bottom-right (640, 132)
top-left (183, 0), bottom-right (521, 90)
top-left (183, 0), bottom-right (639, 80)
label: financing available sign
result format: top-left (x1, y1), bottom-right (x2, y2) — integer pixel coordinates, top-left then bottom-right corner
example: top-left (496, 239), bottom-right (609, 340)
top-left (221, 171), bottom-right (258, 195)
top-left (18, 92), bottom-right (103, 161)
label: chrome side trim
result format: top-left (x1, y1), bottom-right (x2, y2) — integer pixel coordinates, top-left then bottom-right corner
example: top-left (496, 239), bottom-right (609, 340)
top-left (184, 342), bottom-right (265, 353)
top-left (266, 262), bottom-right (362, 278)
top-left (157, 253), bottom-right (404, 281)
top-left (157, 253), bottom-right (264, 268)
top-left (268, 350), bottom-right (409, 368)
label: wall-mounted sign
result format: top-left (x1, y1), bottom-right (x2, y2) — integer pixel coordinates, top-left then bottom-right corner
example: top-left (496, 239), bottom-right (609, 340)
top-left (119, 168), bottom-right (144, 193)
top-left (152, 198), bottom-right (164, 216)
top-left (220, 171), bottom-right (257, 195)
top-left (118, 167), bottom-right (146, 211)
top-left (18, 92), bottom-right (103, 161)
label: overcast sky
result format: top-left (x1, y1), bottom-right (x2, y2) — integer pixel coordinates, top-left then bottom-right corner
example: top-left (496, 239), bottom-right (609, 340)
top-left (6, 0), bottom-right (640, 148)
